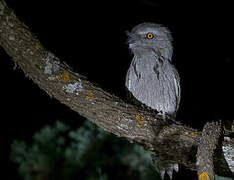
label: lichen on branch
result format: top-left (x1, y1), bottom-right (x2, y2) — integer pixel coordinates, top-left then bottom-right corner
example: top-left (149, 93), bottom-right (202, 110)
top-left (0, 0), bottom-right (233, 178)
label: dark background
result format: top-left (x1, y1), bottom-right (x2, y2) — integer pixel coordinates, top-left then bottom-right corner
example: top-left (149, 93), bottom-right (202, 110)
top-left (1, 0), bottom-right (234, 179)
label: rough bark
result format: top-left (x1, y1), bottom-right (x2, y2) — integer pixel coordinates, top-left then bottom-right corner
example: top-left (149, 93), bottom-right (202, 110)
top-left (0, 0), bottom-right (233, 178)
top-left (196, 121), bottom-right (222, 180)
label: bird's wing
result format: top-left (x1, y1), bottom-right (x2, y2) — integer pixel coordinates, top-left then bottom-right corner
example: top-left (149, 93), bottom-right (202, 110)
top-left (172, 65), bottom-right (181, 112)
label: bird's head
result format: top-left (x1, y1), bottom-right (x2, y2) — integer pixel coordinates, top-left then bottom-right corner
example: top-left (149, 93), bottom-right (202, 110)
top-left (127, 22), bottom-right (173, 60)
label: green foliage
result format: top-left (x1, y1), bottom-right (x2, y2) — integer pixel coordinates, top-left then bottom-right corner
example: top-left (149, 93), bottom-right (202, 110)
top-left (10, 121), bottom-right (70, 180)
top-left (10, 120), bottom-right (159, 180)
top-left (216, 176), bottom-right (233, 180)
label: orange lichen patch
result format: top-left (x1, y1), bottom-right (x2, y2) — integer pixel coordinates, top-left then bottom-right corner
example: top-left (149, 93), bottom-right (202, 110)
top-left (136, 113), bottom-right (146, 127)
top-left (61, 72), bottom-right (71, 83)
top-left (15, 28), bottom-right (20, 33)
top-left (138, 119), bottom-right (146, 124)
top-left (191, 131), bottom-right (198, 136)
top-left (53, 76), bottom-right (59, 81)
top-left (35, 42), bottom-right (40, 49)
top-left (199, 172), bottom-right (210, 180)
top-left (136, 113), bottom-right (141, 120)
top-left (209, 152), bottom-right (213, 157)
top-left (185, 130), bottom-right (199, 136)
top-left (86, 90), bottom-right (95, 100)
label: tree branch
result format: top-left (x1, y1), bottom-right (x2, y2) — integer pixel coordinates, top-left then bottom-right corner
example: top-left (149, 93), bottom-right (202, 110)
top-left (196, 121), bottom-right (222, 180)
top-left (0, 0), bottom-right (233, 178)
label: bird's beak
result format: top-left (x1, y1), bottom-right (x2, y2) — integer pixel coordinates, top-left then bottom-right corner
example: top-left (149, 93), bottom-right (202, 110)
top-left (126, 31), bottom-right (136, 45)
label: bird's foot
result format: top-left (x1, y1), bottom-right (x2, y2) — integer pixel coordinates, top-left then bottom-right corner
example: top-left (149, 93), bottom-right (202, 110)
top-left (158, 163), bottom-right (179, 180)
top-left (157, 111), bottom-right (169, 121)
top-left (157, 111), bottom-right (177, 123)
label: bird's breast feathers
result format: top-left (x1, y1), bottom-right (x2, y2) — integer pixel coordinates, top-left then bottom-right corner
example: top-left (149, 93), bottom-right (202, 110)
top-left (125, 56), bottom-right (180, 115)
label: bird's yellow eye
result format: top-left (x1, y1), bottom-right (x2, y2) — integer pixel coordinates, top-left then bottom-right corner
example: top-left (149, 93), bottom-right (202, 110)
top-left (146, 33), bottom-right (154, 39)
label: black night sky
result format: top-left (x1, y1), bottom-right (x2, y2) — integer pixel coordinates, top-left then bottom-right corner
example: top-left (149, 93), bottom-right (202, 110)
top-left (1, 0), bottom-right (234, 179)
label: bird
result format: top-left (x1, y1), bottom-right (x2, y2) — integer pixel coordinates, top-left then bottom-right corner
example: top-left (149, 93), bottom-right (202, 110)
top-left (125, 22), bottom-right (181, 179)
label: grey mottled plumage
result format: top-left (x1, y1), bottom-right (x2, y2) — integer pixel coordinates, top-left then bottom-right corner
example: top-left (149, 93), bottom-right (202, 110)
top-left (125, 22), bottom-right (181, 179)
top-left (125, 22), bottom-right (180, 119)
